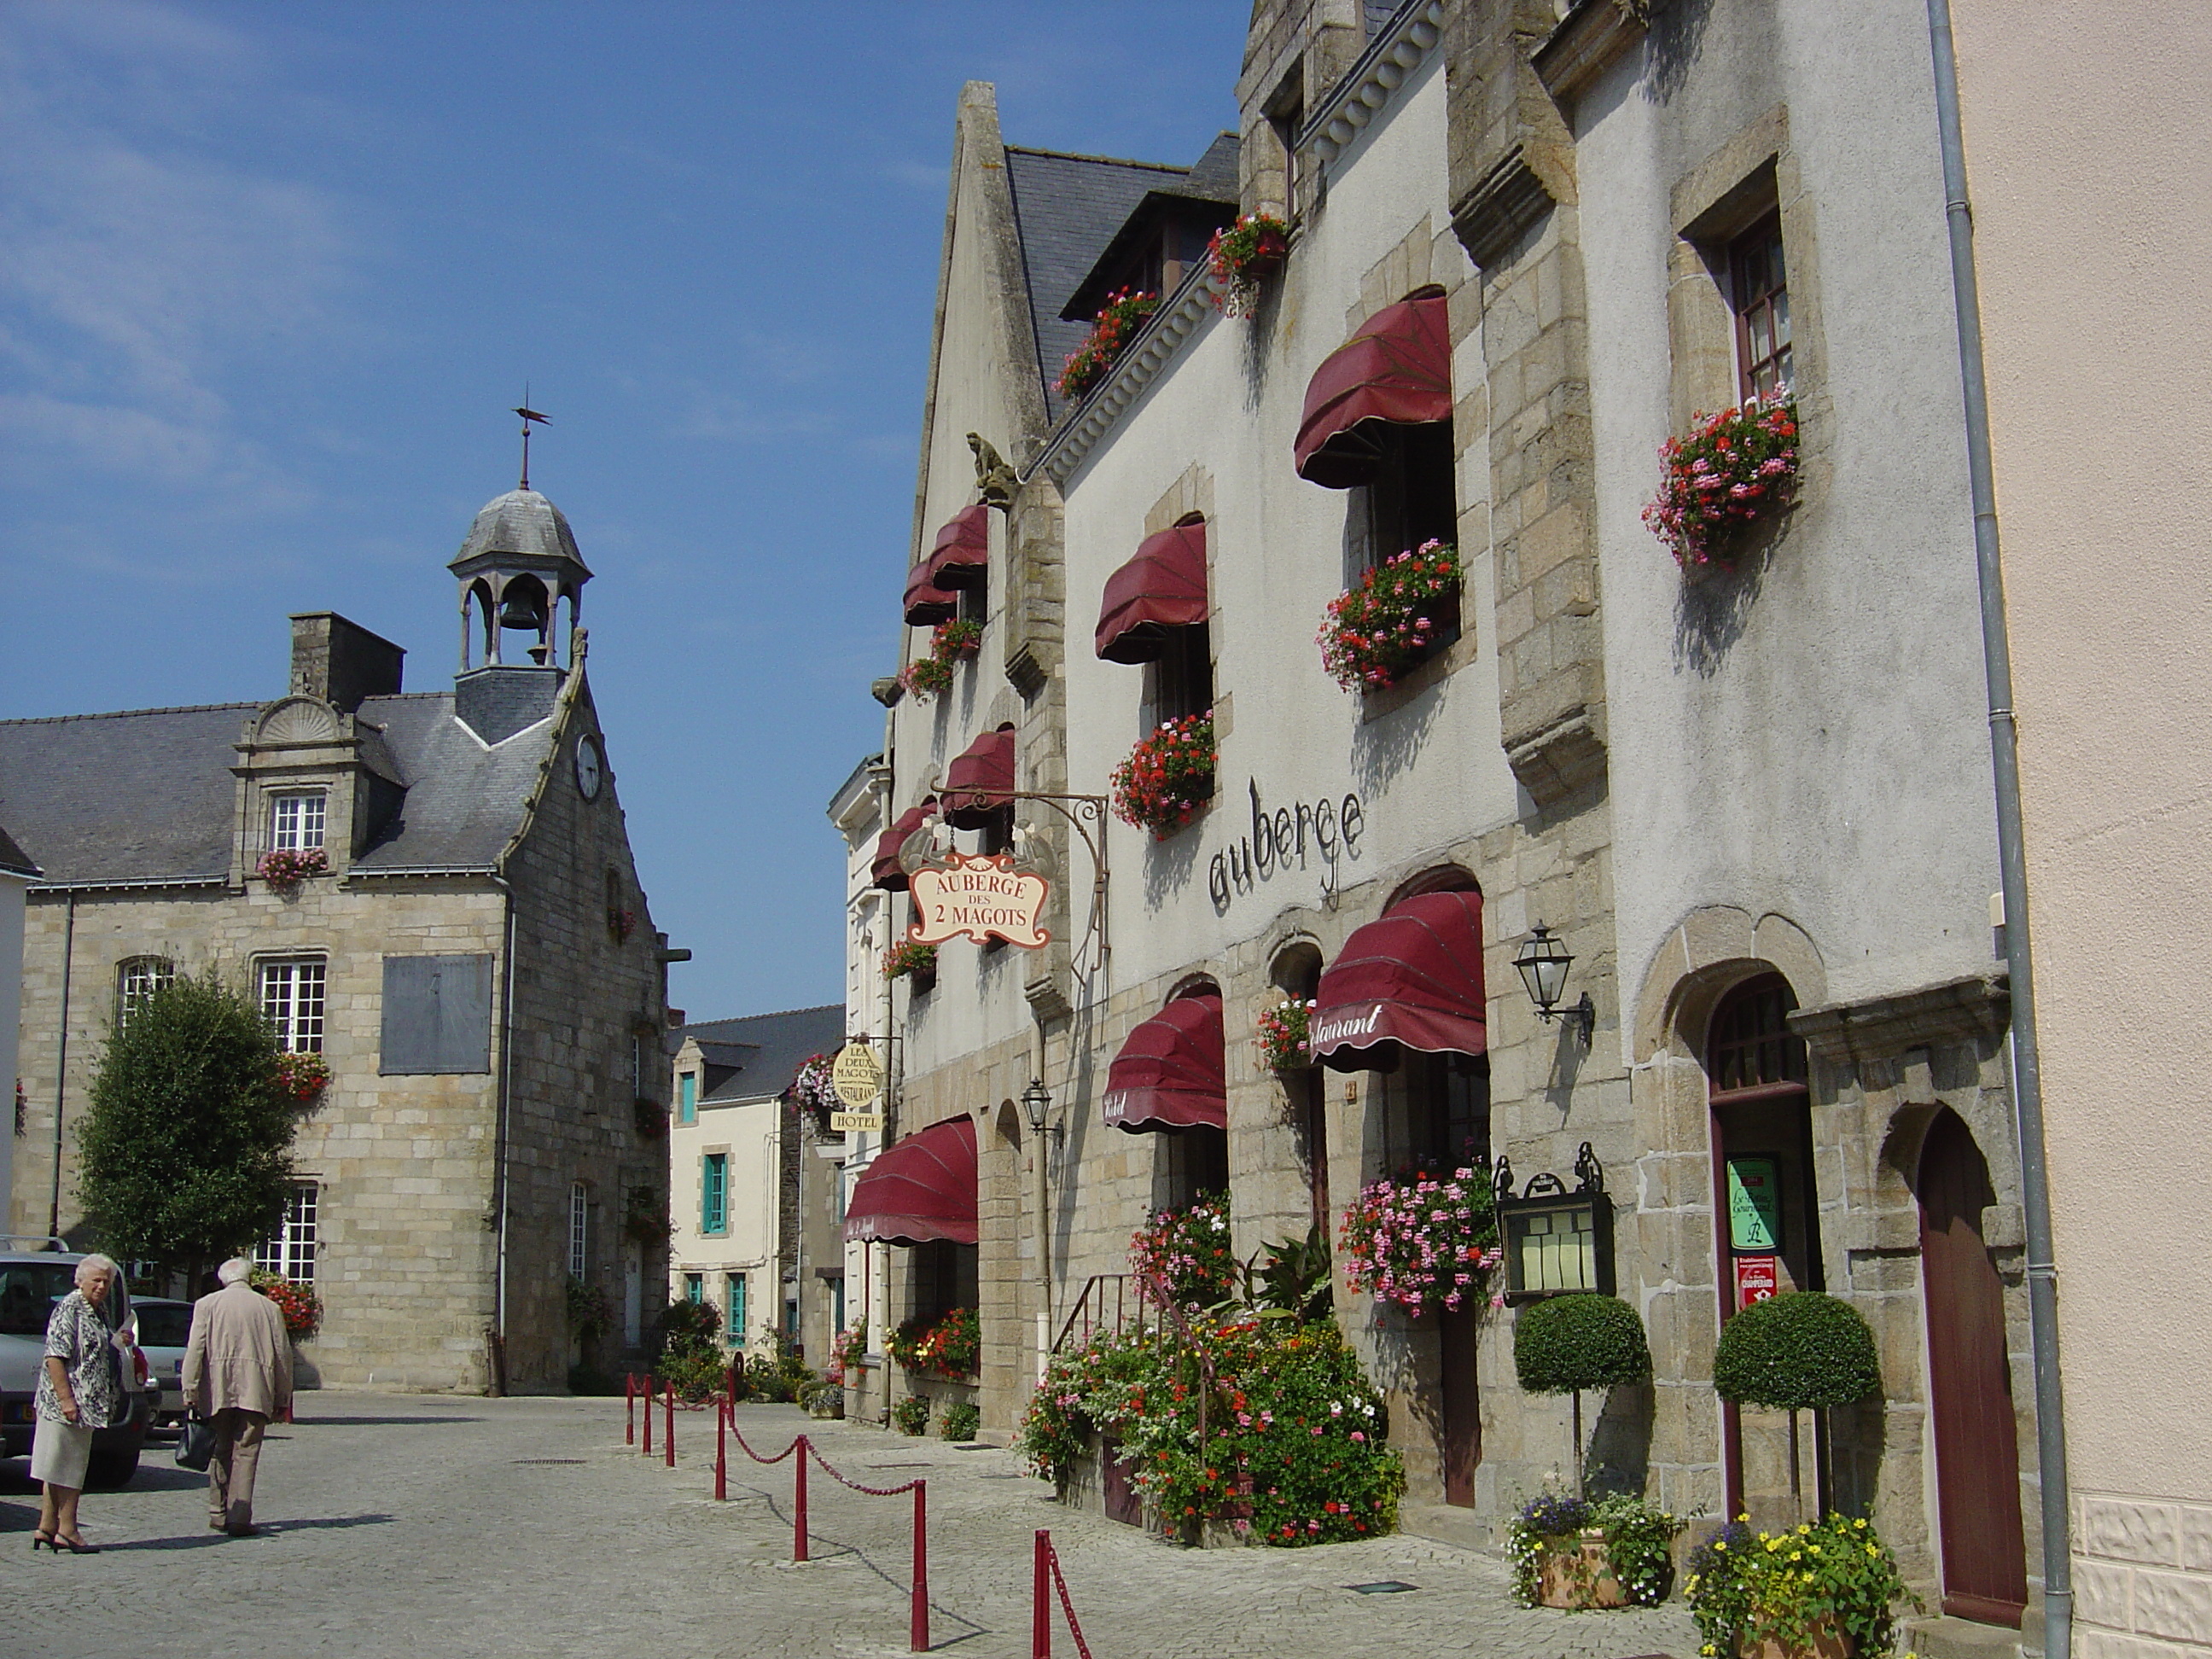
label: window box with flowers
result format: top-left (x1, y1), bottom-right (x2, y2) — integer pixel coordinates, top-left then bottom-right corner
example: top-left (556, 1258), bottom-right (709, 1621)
top-left (1339, 1162), bottom-right (1501, 1315)
top-left (256, 848), bottom-right (328, 890)
top-left (1058, 288), bottom-right (1160, 401)
top-left (1642, 395), bottom-right (1799, 571)
top-left (1109, 711), bottom-right (1215, 840)
top-left (886, 1307), bottom-right (979, 1378)
top-left (1255, 999), bottom-right (1314, 1071)
top-left (248, 1268), bottom-right (322, 1340)
top-left (882, 940), bottom-right (938, 992)
top-left (1207, 213), bottom-right (1289, 317)
top-left (899, 618), bottom-right (982, 701)
top-left (272, 1051), bottom-right (330, 1105)
top-left (1317, 541), bottom-right (1464, 692)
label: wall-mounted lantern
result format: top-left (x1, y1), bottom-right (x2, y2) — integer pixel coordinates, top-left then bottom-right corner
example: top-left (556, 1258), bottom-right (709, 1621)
top-left (1513, 923), bottom-right (1595, 1044)
top-left (1021, 1077), bottom-right (1055, 1137)
top-left (1493, 1143), bottom-right (1615, 1301)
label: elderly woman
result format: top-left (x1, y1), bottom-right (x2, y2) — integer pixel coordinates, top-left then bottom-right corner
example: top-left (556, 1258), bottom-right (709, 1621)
top-left (32, 1254), bottom-right (129, 1554)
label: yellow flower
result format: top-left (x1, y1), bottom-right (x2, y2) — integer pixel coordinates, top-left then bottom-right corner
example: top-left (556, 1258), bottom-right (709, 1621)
top-left (1867, 1545), bottom-right (1881, 1557)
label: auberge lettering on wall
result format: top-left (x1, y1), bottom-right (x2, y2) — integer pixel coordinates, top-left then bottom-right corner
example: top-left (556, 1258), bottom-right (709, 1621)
top-left (1207, 778), bottom-right (1365, 912)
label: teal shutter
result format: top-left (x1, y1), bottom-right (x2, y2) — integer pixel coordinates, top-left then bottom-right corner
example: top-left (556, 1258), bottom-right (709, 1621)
top-left (679, 1073), bottom-right (697, 1125)
top-left (701, 1153), bottom-right (727, 1235)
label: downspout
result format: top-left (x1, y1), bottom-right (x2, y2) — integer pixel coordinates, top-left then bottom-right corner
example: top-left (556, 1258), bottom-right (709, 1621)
top-left (1923, 5), bottom-right (2073, 1654)
top-left (489, 876), bottom-right (516, 1396)
top-left (45, 894), bottom-right (76, 1241)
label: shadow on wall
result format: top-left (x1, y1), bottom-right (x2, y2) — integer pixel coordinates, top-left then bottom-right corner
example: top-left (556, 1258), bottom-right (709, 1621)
top-left (1673, 513), bottom-right (1787, 678)
top-left (1140, 813), bottom-right (1208, 909)
top-left (1351, 681), bottom-right (1443, 795)
top-left (1587, 1378), bottom-right (1656, 1496)
top-left (1646, 0), bottom-right (1715, 105)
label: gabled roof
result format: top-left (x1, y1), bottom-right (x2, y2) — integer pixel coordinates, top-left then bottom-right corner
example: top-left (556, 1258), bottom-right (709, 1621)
top-left (0, 819), bottom-right (38, 879)
top-left (0, 689), bottom-right (563, 888)
top-left (1060, 131), bottom-right (1241, 323)
top-left (680, 1004), bottom-right (844, 1105)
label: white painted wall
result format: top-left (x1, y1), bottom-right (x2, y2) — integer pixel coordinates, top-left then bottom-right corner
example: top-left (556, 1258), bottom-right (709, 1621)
top-left (665, 1076), bottom-right (779, 1350)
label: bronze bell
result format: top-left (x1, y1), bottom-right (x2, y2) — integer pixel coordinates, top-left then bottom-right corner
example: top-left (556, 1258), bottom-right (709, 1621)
top-left (497, 590), bottom-right (545, 631)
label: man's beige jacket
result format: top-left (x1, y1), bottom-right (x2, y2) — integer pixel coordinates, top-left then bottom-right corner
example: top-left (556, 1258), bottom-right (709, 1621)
top-left (183, 1283), bottom-right (294, 1418)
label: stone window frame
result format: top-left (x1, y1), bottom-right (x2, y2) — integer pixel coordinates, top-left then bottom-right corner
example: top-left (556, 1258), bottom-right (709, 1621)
top-left (256, 954), bottom-right (327, 1055)
top-left (114, 955), bottom-right (175, 1027)
top-left (699, 1147), bottom-right (731, 1237)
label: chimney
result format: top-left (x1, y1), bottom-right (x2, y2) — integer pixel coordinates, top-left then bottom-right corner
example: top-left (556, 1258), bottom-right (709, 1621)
top-left (290, 613), bottom-right (405, 712)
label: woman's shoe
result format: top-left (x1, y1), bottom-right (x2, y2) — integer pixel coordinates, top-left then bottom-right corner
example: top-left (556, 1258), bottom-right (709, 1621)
top-left (50, 1533), bottom-right (99, 1554)
top-left (30, 1530), bottom-right (55, 1551)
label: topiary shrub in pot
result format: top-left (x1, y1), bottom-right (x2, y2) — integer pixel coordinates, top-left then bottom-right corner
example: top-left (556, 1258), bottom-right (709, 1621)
top-left (1515, 1294), bottom-right (1653, 1498)
top-left (1711, 1291), bottom-right (1882, 1521)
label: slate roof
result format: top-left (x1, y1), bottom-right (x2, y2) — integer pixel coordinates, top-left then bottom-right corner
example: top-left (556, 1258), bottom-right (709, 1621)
top-left (1060, 131), bottom-right (1241, 323)
top-left (0, 820), bottom-right (38, 879)
top-left (451, 488), bottom-right (591, 578)
top-left (0, 689), bottom-right (562, 887)
top-left (681, 1004), bottom-right (845, 1105)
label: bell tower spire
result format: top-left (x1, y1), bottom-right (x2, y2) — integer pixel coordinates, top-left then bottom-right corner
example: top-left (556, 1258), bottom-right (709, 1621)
top-left (514, 400), bottom-right (548, 491)
top-left (449, 481), bottom-right (593, 678)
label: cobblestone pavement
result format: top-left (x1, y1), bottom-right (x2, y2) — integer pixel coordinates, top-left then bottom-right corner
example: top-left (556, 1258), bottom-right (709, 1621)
top-left (0, 1393), bottom-right (1697, 1658)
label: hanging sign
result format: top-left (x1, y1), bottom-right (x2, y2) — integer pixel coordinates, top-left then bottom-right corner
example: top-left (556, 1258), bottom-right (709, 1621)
top-left (1734, 1254), bottom-right (1779, 1310)
top-left (830, 1111), bottom-right (883, 1134)
top-left (830, 1042), bottom-right (885, 1132)
top-left (906, 851), bottom-right (1051, 949)
top-left (1726, 1155), bottom-right (1783, 1252)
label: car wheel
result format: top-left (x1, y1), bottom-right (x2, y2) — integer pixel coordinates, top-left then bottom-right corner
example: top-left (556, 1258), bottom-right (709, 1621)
top-left (85, 1447), bottom-right (140, 1489)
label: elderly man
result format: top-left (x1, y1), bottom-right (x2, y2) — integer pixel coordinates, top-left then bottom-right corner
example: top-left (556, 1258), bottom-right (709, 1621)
top-left (183, 1258), bottom-right (293, 1536)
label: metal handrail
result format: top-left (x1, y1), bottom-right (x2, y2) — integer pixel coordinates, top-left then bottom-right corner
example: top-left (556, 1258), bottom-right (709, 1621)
top-left (1052, 1274), bottom-right (1146, 1353)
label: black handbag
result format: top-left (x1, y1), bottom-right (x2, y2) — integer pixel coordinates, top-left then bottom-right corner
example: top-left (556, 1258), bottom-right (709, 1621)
top-left (175, 1416), bottom-right (216, 1472)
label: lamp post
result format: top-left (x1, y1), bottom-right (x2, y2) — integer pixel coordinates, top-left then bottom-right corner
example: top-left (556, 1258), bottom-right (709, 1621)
top-left (1021, 1078), bottom-right (1055, 1381)
top-left (1513, 923), bottom-right (1595, 1044)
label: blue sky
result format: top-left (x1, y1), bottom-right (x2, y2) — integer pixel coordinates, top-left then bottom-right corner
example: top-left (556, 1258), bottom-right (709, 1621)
top-left (0, 1), bottom-right (1253, 1021)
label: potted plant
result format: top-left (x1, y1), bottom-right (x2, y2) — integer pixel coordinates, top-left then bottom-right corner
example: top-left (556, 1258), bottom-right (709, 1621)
top-left (828, 1321), bottom-right (868, 1388)
top-left (1686, 1513), bottom-right (1915, 1659)
top-left (882, 939), bottom-right (937, 988)
top-left (1255, 998), bottom-right (1314, 1070)
top-left (1109, 711), bottom-right (1215, 839)
top-left (1058, 288), bottom-right (1159, 400)
top-left (1711, 1291), bottom-right (1882, 1520)
top-left (256, 847), bottom-right (328, 889)
top-left (1206, 212), bottom-right (1289, 317)
top-left (899, 618), bottom-right (982, 701)
top-left (1316, 541), bottom-right (1464, 690)
top-left (272, 1051), bottom-right (330, 1104)
top-left (1641, 394), bottom-right (1799, 569)
top-left (939, 1400), bottom-right (981, 1442)
top-left (1514, 1293), bottom-right (1653, 1496)
top-left (1338, 1163), bottom-right (1499, 1314)
top-left (1508, 1488), bottom-right (1683, 1610)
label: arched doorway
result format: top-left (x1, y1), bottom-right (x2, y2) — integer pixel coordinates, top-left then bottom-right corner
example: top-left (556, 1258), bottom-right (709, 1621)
top-left (1915, 1109), bottom-right (2029, 1626)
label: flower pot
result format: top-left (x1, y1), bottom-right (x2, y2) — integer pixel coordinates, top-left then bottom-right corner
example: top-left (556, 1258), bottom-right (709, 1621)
top-left (1743, 1618), bottom-right (1855, 1659)
top-left (1538, 1530), bottom-right (1627, 1610)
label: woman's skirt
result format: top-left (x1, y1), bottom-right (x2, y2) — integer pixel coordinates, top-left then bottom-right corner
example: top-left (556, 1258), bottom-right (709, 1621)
top-left (30, 1417), bottom-right (94, 1488)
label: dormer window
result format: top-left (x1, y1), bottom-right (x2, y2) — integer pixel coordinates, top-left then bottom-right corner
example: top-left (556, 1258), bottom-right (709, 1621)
top-left (270, 791), bottom-right (327, 853)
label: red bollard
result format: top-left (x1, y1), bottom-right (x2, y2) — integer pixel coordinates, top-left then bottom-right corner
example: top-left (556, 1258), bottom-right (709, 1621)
top-left (641, 1378), bottom-right (653, 1456)
top-left (664, 1381), bottom-right (676, 1468)
top-left (1033, 1529), bottom-right (1051, 1658)
top-left (625, 1374), bottom-right (636, 1446)
top-left (794, 1435), bottom-right (810, 1562)
top-left (911, 1479), bottom-right (928, 1653)
top-left (713, 1394), bottom-right (727, 1501)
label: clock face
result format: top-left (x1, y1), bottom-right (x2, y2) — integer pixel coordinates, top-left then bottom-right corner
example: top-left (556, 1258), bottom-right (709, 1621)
top-left (573, 735), bottom-right (604, 800)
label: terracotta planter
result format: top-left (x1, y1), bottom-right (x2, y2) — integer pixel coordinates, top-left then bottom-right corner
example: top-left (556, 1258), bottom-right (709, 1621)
top-left (1743, 1620), bottom-right (1855, 1659)
top-left (1537, 1530), bottom-right (1627, 1610)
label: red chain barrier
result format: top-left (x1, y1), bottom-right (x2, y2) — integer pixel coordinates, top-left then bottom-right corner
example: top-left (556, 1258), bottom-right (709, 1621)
top-left (625, 1374), bottom-right (636, 1446)
top-left (664, 1382), bottom-right (675, 1468)
top-left (713, 1394), bottom-right (727, 1501)
top-left (641, 1378), bottom-right (653, 1456)
top-left (911, 1481), bottom-right (929, 1654)
top-left (1032, 1529), bottom-right (1093, 1659)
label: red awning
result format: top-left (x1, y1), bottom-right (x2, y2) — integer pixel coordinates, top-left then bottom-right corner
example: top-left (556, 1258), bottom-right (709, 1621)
top-left (1094, 522), bottom-right (1210, 664)
top-left (842, 1115), bottom-right (978, 1246)
top-left (903, 560), bottom-right (958, 626)
top-left (941, 725), bottom-right (1016, 830)
top-left (923, 504), bottom-right (991, 591)
top-left (871, 798), bottom-right (936, 892)
top-left (1103, 992), bottom-right (1227, 1132)
top-left (1311, 888), bottom-right (1487, 1070)
top-left (1293, 289), bottom-right (1452, 489)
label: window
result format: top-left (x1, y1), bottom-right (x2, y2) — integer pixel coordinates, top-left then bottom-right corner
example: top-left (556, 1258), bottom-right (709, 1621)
top-left (1361, 420), bottom-right (1459, 573)
top-left (684, 1272), bottom-right (704, 1305)
top-left (1150, 620), bottom-right (1214, 727)
top-left (701, 1152), bottom-right (727, 1235)
top-left (568, 1183), bottom-right (588, 1278)
top-left (268, 791), bottom-right (328, 853)
top-left (116, 957), bottom-right (174, 1026)
top-left (1731, 212), bottom-right (1791, 402)
top-left (255, 1184), bottom-right (318, 1283)
top-left (259, 958), bottom-right (327, 1054)
top-left (378, 954), bottom-right (492, 1074)
top-left (1264, 65), bottom-right (1305, 221)
top-left (726, 1272), bottom-right (747, 1347)
top-left (678, 1073), bottom-right (698, 1126)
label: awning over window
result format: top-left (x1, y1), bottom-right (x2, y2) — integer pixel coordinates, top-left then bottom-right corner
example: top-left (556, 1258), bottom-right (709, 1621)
top-left (903, 560), bottom-right (958, 626)
top-left (842, 1115), bottom-right (978, 1246)
top-left (870, 797), bottom-right (936, 892)
top-left (1311, 888), bottom-right (1487, 1071)
top-left (1094, 522), bottom-right (1210, 664)
top-left (941, 724), bottom-right (1016, 830)
top-left (1103, 991), bottom-right (1226, 1132)
top-left (1293, 289), bottom-right (1452, 489)
top-left (923, 504), bottom-right (991, 591)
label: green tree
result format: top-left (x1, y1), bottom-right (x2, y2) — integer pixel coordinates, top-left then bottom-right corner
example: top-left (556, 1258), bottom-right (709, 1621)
top-left (78, 973), bottom-right (300, 1286)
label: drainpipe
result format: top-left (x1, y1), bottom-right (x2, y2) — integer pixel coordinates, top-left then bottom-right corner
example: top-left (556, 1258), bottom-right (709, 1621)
top-left (489, 876), bottom-right (517, 1396)
top-left (1923, 5), bottom-right (2073, 1654)
top-left (45, 894), bottom-right (76, 1241)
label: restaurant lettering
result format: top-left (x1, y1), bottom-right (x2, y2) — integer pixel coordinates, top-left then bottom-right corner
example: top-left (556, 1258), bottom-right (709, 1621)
top-left (1208, 778), bottom-right (1365, 911)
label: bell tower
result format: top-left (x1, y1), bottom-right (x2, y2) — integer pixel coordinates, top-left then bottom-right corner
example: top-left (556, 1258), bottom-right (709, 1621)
top-left (449, 487), bottom-right (593, 743)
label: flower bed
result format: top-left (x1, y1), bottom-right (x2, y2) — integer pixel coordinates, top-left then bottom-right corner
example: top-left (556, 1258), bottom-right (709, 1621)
top-left (1207, 212), bottom-right (1289, 317)
top-left (887, 1307), bottom-right (978, 1377)
top-left (899, 617), bottom-right (981, 701)
top-left (893, 1394), bottom-right (932, 1435)
top-left (1339, 1164), bottom-right (1500, 1314)
top-left (882, 939), bottom-right (937, 984)
top-left (1642, 396), bottom-right (1799, 568)
top-left (1109, 712), bottom-right (1215, 838)
top-left (1507, 1489), bottom-right (1682, 1609)
top-left (248, 1268), bottom-right (322, 1338)
top-left (256, 847), bottom-right (327, 888)
top-left (1255, 999), bottom-right (1313, 1070)
top-left (827, 1321), bottom-right (867, 1387)
top-left (272, 1051), bottom-right (330, 1103)
top-left (1686, 1515), bottom-right (1914, 1659)
top-left (1317, 541), bottom-right (1463, 690)
top-left (1058, 288), bottom-right (1159, 400)
top-left (1129, 1195), bottom-right (1237, 1314)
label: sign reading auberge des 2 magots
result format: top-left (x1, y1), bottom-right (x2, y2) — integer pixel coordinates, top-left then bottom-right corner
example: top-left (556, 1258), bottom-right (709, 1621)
top-left (907, 851), bottom-right (1051, 949)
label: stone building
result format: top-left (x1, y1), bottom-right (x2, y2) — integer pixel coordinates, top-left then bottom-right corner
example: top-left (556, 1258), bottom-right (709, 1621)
top-left (0, 823), bottom-right (35, 1225)
top-left (666, 1003), bottom-right (842, 1359)
top-left (2, 486), bottom-right (676, 1394)
top-left (836, 1), bottom-right (2064, 1649)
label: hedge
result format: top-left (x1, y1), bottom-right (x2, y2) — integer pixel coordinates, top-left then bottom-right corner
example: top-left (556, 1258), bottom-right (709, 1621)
top-left (1711, 1291), bottom-right (1881, 1410)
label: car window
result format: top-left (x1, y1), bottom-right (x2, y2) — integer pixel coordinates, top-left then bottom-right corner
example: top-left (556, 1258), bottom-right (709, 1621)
top-left (0, 1265), bottom-right (78, 1336)
top-left (136, 1305), bottom-right (194, 1348)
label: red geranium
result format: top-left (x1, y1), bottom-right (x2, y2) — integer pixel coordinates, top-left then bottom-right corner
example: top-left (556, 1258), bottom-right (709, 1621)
top-left (1058, 288), bottom-right (1160, 400)
top-left (1109, 713), bottom-right (1216, 838)
top-left (1641, 395), bottom-right (1798, 567)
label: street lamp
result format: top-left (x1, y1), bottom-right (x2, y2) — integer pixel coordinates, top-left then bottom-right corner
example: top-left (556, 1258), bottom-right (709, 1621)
top-left (1021, 1077), bottom-right (1053, 1134)
top-left (1020, 1077), bottom-right (1056, 1375)
top-left (1514, 924), bottom-right (1595, 1044)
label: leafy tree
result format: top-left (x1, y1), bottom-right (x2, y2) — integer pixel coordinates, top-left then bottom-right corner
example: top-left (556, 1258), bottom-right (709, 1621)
top-left (78, 973), bottom-right (299, 1287)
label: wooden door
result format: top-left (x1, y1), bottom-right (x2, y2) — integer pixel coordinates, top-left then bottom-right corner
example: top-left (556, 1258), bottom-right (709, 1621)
top-left (1439, 1306), bottom-right (1480, 1506)
top-left (1099, 1433), bottom-right (1144, 1527)
top-left (1917, 1110), bottom-right (2029, 1626)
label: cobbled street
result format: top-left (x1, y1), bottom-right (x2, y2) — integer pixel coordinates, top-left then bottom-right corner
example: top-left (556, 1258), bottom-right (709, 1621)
top-left (0, 1394), bottom-right (1697, 1658)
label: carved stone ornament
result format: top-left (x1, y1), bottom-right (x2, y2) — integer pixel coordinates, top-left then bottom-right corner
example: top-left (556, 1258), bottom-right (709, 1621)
top-left (906, 850), bottom-right (1051, 950)
top-left (255, 696), bottom-right (341, 745)
top-left (968, 432), bottom-right (1017, 511)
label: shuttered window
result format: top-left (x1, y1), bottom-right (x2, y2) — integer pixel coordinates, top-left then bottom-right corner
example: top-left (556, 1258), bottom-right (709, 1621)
top-left (701, 1152), bottom-right (728, 1236)
top-left (378, 955), bottom-right (493, 1075)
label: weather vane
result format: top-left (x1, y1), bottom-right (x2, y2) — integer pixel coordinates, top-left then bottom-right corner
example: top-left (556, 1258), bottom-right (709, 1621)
top-left (514, 393), bottom-right (549, 489)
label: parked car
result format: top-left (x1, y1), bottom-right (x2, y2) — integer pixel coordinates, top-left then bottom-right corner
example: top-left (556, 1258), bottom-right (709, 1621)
top-left (129, 1297), bottom-right (195, 1437)
top-left (0, 1240), bottom-right (154, 1488)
